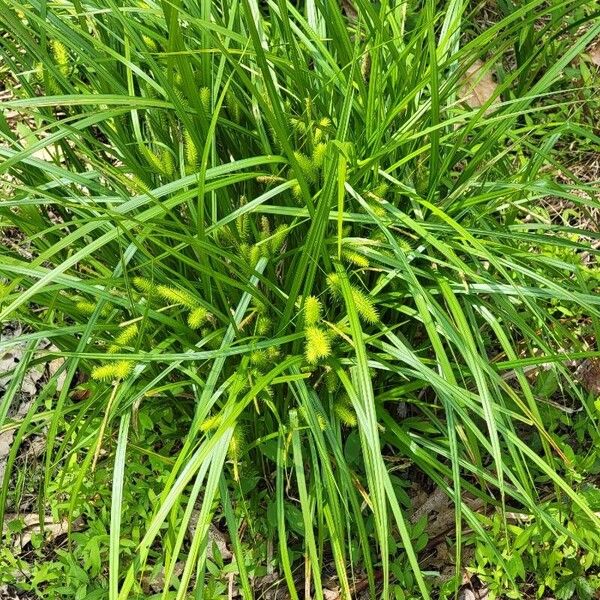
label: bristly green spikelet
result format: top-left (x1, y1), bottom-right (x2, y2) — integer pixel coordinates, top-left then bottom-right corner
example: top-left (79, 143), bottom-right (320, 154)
top-left (299, 406), bottom-right (328, 430)
top-left (228, 425), bottom-right (246, 461)
top-left (266, 347), bottom-right (280, 362)
top-left (314, 117), bottom-right (331, 143)
top-left (51, 40), bottom-right (69, 77)
top-left (325, 369), bottom-right (339, 393)
top-left (239, 243), bottom-right (251, 263)
top-left (228, 425), bottom-right (246, 481)
top-left (290, 117), bottom-right (307, 135)
top-left (173, 87), bottom-right (191, 111)
top-left (304, 296), bottom-right (322, 326)
top-left (133, 276), bottom-right (155, 297)
top-left (157, 285), bottom-right (198, 309)
top-left (200, 87), bottom-right (211, 112)
top-left (256, 175), bottom-right (286, 185)
top-left (351, 288), bottom-right (379, 324)
top-left (184, 130), bottom-right (198, 168)
top-left (249, 245), bottom-right (262, 268)
top-left (200, 414), bottom-right (221, 432)
top-left (188, 307), bottom-right (211, 329)
top-left (256, 316), bottom-right (272, 336)
top-left (250, 347), bottom-right (279, 369)
top-left (317, 412), bottom-right (328, 430)
top-left (396, 237), bottom-right (413, 252)
top-left (142, 146), bottom-right (173, 176)
top-left (75, 300), bottom-right (110, 316)
top-left (370, 183), bottom-right (389, 199)
top-left (236, 197), bottom-right (250, 241)
top-left (226, 90), bottom-right (241, 122)
top-left (326, 273), bottom-right (378, 323)
top-left (76, 300), bottom-right (98, 314)
top-left (334, 396), bottom-right (358, 427)
top-left (108, 323), bottom-right (138, 353)
top-left (250, 350), bottom-right (269, 368)
top-left (312, 143), bottom-right (327, 169)
top-left (92, 360), bottom-right (133, 382)
top-left (342, 250), bottom-right (370, 268)
top-left (162, 149), bottom-right (175, 176)
top-left (260, 216), bottom-right (271, 239)
top-left (115, 323), bottom-right (138, 346)
top-left (293, 151), bottom-right (318, 184)
top-left (142, 35), bottom-right (157, 51)
top-left (326, 273), bottom-right (341, 297)
top-left (305, 326), bottom-right (331, 364)
top-left (269, 224), bottom-right (288, 256)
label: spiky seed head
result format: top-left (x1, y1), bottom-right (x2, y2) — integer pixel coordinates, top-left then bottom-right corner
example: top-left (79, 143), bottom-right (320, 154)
top-left (225, 91), bottom-right (241, 122)
top-left (91, 364), bottom-right (114, 381)
top-left (257, 175), bottom-right (285, 185)
top-left (200, 87), bottom-right (211, 112)
top-left (142, 146), bottom-right (167, 175)
top-left (114, 360), bottom-right (133, 379)
top-left (184, 130), bottom-right (198, 167)
top-left (266, 347), bottom-right (281, 362)
top-left (269, 224), bottom-right (288, 255)
top-left (312, 143), bottom-right (327, 168)
top-left (342, 250), bottom-right (369, 268)
top-left (325, 369), bottom-right (339, 393)
top-left (334, 399), bottom-right (358, 427)
top-left (75, 300), bottom-right (110, 316)
top-left (292, 151), bottom-right (318, 184)
top-left (351, 288), bottom-right (379, 323)
top-left (316, 411), bottom-right (328, 430)
top-left (228, 425), bottom-right (246, 462)
top-left (92, 360), bottom-right (133, 382)
top-left (161, 150), bottom-right (175, 176)
top-left (188, 306), bottom-right (210, 329)
top-left (142, 35), bottom-right (157, 51)
top-left (76, 300), bottom-right (97, 314)
top-left (397, 237), bottom-right (412, 252)
top-left (326, 273), bottom-right (341, 297)
top-left (256, 316), bottom-right (271, 336)
top-left (51, 40), bottom-right (69, 76)
top-left (200, 414), bottom-right (221, 432)
top-left (305, 326), bottom-right (331, 364)
top-left (318, 117), bottom-right (331, 130)
top-left (157, 285), bottom-right (198, 310)
top-left (108, 323), bottom-right (139, 353)
top-left (249, 244), bottom-right (262, 267)
top-left (115, 323), bottom-right (138, 347)
top-left (133, 276), bottom-right (155, 296)
top-left (260, 216), bottom-right (271, 238)
top-left (304, 296), bottom-right (322, 326)
top-left (290, 117), bottom-right (307, 134)
top-left (372, 183), bottom-right (389, 198)
top-left (250, 350), bottom-right (268, 367)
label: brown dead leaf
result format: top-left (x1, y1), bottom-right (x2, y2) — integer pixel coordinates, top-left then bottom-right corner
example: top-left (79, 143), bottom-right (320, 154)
top-left (47, 346), bottom-right (66, 392)
top-left (3, 513), bottom-right (83, 552)
top-left (587, 38), bottom-right (600, 66)
top-left (576, 358), bottom-right (600, 395)
top-left (323, 588), bottom-right (340, 600)
top-left (459, 60), bottom-right (500, 113)
top-left (187, 511), bottom-right (233, 561)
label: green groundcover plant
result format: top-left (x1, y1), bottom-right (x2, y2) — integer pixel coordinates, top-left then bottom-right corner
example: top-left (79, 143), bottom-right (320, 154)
top-left (1, 0), bottom-right (600, 598)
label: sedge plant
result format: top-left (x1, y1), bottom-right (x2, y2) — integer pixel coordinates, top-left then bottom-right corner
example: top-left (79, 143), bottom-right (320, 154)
top-left (1, 0), bottom-right (600, 598)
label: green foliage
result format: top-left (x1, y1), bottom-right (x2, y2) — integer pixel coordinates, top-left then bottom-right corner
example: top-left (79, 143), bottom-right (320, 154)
top-left (467, 490), bottom-right (600, 600)
top-left (0, 0), bottom-right (599, 598)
